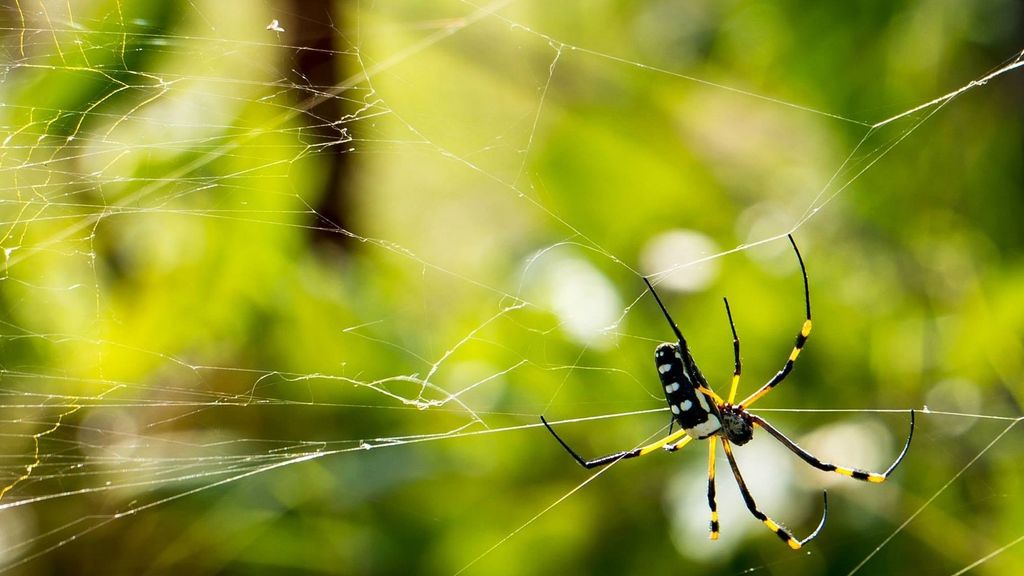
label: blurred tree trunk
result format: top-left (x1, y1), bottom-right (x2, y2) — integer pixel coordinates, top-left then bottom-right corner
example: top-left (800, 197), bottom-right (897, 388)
top-left (289, 0), bottom-right (356, 251)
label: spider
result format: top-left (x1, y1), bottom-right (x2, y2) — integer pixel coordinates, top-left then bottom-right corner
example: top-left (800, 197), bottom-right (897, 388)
top-left (540, 234), bottom-right (915, 549)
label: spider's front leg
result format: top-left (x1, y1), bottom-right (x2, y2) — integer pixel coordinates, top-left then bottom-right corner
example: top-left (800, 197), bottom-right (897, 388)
top-left (739, 234), bottom-right (813, 409)
top-left (540, 416), bottom-right (690, 469)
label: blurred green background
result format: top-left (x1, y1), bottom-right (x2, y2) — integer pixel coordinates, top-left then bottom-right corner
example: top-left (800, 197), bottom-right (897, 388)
top-left (0, 0), bottom-right (1022, 574)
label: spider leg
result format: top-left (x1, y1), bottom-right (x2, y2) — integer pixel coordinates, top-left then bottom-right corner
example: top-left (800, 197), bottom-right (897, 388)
top-left (540, 416), bottom-right (690, 469)
top-left (707, 436), bottom-right (720, 540)
top-left (739, 234), bottom-right (812, 408)
top-left (697, 386), bottom-right (725, 406)
top-left (643, 276), bottom-right (688, 348)
top-left (750, 410), bottom-right (915, 482)
top-left (644, 276), bottom-right (724, 407)
top-left (722, 439), bottom-right (828, 550)
top-left (665, 435), bottom-right (694, 452)
top-left (724, 297), bottom-right (742, 404)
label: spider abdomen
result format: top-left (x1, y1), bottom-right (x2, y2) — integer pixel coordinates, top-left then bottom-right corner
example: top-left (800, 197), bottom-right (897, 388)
top-left (654, 342), bottom-right (722, 440)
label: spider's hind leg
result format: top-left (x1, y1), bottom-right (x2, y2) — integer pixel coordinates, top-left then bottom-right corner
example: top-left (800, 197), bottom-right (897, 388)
top-left (707, 437), bottom-right (720, 540)
top-left (722, 439), bottom-right (828, 550)
top-left (750, 411), bottom-right (916, 482)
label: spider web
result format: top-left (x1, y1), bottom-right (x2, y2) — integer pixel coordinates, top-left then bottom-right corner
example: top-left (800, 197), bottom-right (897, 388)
top-left (0, 1), bottom-right (1022, 574)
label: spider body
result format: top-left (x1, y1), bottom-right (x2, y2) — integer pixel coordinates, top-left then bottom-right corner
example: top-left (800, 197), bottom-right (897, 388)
top-left (655, 342), bottom-right (756, 446)
top-left (541, 233), bottom-right (915, 550)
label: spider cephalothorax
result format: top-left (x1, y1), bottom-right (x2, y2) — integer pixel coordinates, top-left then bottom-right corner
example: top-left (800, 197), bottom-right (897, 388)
top-left (718, 404), bottom-right (753, 446)
top-left (541, 233), bottom-right (915, 549)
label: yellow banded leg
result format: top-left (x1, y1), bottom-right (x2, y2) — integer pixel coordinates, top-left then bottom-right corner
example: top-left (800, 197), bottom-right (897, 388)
top-left (638, 429), bottom-right (689, 456)
top-left (663, 435), bottom-right (693, 453)
top-left (834, 466), bottom-right (887, 483)
top-left (722, 439), bottom-right (827, 550)
top-left (696, 386), bottom-right (724, 406)
top-left (540, 417), bottom-right (690, 469)
top-left (739, 319), bottom-right (812, 408)
top-left (750, 412), bottom-right (915, 484)
top-left (707, 437), bottom-right (720, 540)
top-left (739, 234), bottom-right (813, 408)
top-left (727, 373), bottom-right (741, 406)
top-left (723, 297), bottom-right (742, 404)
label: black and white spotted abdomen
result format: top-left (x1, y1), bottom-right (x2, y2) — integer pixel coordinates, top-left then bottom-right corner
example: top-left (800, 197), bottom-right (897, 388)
top-left (654, 343), bottom-right (722, 440)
